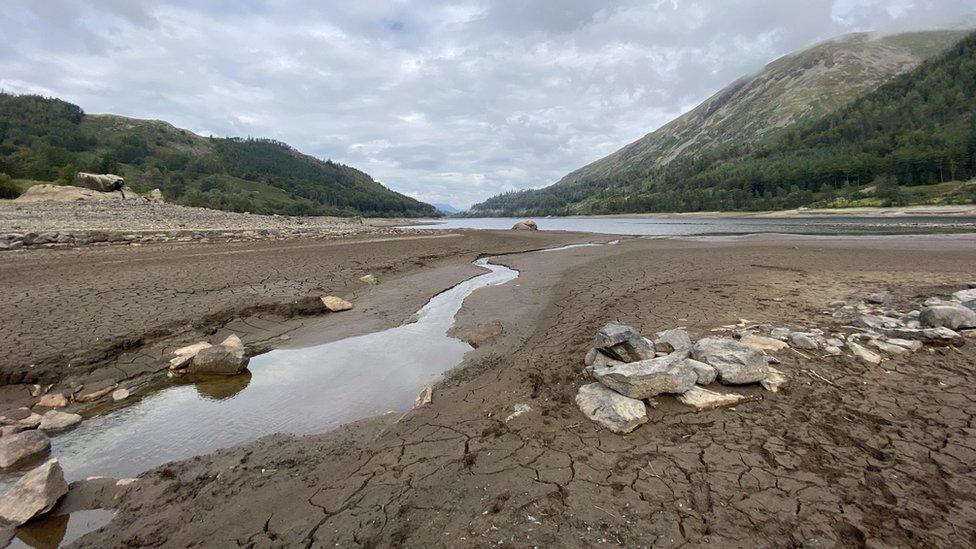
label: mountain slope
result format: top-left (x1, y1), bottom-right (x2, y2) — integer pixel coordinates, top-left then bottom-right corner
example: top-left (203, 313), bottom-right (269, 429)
top-left (0, 94), bottom-right (437, 217)
top-left (472, 29), bottom-right (970, 215)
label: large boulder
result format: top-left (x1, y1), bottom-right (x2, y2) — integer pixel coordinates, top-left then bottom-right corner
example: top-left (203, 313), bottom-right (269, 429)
top-left (919, 305), bottom-right (976, 330)
top-left (575, 383), bottom-right (648, 434)
top-left (592, 356), bottom-right (696, 398)
top-left (593, 323), bottom-right (655, 362)
top-left (0, 460), bottom-right (68, 525)
top-left (511, 220), bottom-right (538, 231)
top-left (74, 172), bottom-right (124, 192)
top-left (0, 430), bottom-right (51, 469)
top-left (185, 335), bottom-right (249, 375)
top-left (691, 337), bottom-right (767, 385)
top-left (654, 329), bottom-right (692, 354)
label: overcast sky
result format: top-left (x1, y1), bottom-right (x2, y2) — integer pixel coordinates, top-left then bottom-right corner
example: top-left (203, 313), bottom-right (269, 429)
top-left (2, 1), bottom-right (974, 207)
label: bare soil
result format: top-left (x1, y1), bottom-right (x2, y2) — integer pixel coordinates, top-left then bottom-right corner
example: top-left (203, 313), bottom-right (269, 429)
top-left (46, 233), bottom-right (976, 548)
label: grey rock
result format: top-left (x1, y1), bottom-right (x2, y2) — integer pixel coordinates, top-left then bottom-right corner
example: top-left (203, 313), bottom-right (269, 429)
top-left (592, 356), bottom-right (696, 398)
top-left (186, 334), bottom-right (249, 375)
top-left (886, 327), bottom-right (964, 347)
top-left (788, 332), bottom-right (820, 350)
top-left (853, 314), bottom-right (903, 330)
top-left (761, 367), bottom-right (787, 392)
top-left (0, 459), bottom-right (68, 525)
top-left (866, 291), bottom-right (892, 304)
top-left (849, 342), bottom-right (883, 364)
top-left (681, 358), bottom-right (717, 385)
top-left (511, 220), bottom-right (538, 231)
top-left (575, 383), bottom-right (648, 434)
top-left (919, 305), bottom-right (976, 330)
top-left (923, 297), bottom-right (951, 307)
top-left (0, 430), bottom-right (51, 469)
top-left (594, 323), bottom-right (655, 362)
top-left (692, 337), bottom-right (768, 385)
top-left (38, 410), bottom-right (82, 432)
top-left (584, 348), bottom-right (623, 370)
top-left (770, 327), bottom-right (791, 340)
top-left (653, 329), bottom-right (692, 354)
top-left (952, 289), bottom-right (976, 302)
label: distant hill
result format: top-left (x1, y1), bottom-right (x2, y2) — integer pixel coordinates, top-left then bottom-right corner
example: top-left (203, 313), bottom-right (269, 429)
top-left (0, 94), bottom-right (438, 217)
top-left (472, 29), bottom-right (973, 215)
top-left (433, 203), bottom-right (460, 214)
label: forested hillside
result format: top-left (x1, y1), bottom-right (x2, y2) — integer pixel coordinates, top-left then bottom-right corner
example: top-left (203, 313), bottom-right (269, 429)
top-left (0, 94), bottom-right (437, 217)
top-left (473, 30), bottom-right (975, 215)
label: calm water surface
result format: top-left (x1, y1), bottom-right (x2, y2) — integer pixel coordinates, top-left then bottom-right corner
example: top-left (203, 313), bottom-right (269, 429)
top-left (411, 216), bottom-right (976, 235)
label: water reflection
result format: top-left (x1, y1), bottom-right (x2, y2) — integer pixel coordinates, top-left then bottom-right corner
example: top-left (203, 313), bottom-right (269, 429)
top-left (10, 509), bottom-right (115, 549)
top-left (40, 259), bottom-right (519, 483)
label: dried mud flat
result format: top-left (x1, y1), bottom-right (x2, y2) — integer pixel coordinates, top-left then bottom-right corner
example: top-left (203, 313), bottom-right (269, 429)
top-left (4, 232), bottom-right (976, 548)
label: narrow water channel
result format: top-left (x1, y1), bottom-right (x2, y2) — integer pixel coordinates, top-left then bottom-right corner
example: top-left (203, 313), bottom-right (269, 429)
top-left (46, 257), bottom-right (520, 482)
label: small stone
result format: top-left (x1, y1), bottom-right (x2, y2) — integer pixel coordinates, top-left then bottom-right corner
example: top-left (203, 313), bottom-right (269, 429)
top-left (885, 338), bottom-right (923, 351)
top-left (0, 430), bottom-right (51, 469)
top-left (854, 314), bottom-right (903, 330)
top-left (35, 393), bottom-right (68, 408)
top-left (169, 342), bottom-right (212, 370)
top-left (360, 274), bottom-right (378, 285)
top-left (866, 291), bottom-right (892, 304)
top-left (38, 411), bottom-right (82, 432)
top-left (575, 383), bottom-right (648, 434)
top-left (770, 327), bottom-right (791, 340)
top-left (761, 367), bottom-right (787, 393)
top-left (505, 404), bottom-right (532, 422)
top-left (0, 460), bottom-right (68, 525)
top-left (414, 386), bottom-right (432, 408)
top-left (869, 339), bottom-right (910, 355)
top-left (886, 327), bottom-right (964, 347)
top-left (75, 383), bottom-right (118, 403)
top-left (788, 332), bottom-right (820, 350)
top-left (112, 388), bottom-right (130, 402)
top-left (186, 335), bottom-right (249, 376)
top-left (739, 334), bottom-right (788, 352)
top-left (321, 296), bottom-right (353, 312)
top-left (677, 386), bottom-right (756, 412)
top-left (849, 342), bottom-right (883, 364)
top-left (824, 345), bottom-right (843, 356)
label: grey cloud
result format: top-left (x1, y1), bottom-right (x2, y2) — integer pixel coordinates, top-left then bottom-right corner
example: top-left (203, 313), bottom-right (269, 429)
top-left (1, 0), bottom-right (974, 208)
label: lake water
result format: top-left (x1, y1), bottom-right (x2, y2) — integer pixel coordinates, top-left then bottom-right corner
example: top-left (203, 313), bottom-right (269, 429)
top-left (409, 216), bottom-right (976, 236)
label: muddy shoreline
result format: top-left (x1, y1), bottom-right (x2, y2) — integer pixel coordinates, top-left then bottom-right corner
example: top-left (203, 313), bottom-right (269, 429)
top-left (3, 232), bottom-right (976, 547)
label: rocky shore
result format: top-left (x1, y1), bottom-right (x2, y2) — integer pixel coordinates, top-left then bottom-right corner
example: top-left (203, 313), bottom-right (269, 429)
top-left (0, 200), bottom-right (419, 250)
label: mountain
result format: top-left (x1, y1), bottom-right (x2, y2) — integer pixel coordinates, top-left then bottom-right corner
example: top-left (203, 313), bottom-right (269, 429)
top-left (0, 94), bottom-right (438, 217)
top-left (472, 29), bottom-right (972, 216)
top-left (433, 203), bottom-right (461, 214)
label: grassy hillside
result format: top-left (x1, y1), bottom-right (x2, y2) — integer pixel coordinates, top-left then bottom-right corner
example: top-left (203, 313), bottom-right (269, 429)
top-left (472, 30), bottom-right (972, 215)
top-left (0, 94), bottom-right (437, 217)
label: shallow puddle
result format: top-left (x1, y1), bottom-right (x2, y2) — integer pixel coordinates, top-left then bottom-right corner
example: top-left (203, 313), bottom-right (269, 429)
top-left (9, 509), bottom-right (116, 549)
top-left (43, 258), bottom-right (519, 482)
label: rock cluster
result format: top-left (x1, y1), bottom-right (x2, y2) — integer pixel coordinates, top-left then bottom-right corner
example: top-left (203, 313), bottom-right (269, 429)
top-left (577, 323), bottom-right (780, 433)
top-left (574, 282), bottom-right (974, 434)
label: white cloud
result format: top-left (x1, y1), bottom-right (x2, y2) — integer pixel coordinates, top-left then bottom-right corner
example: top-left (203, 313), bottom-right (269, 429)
top-left (1, 0), bottom-right (973, 207)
